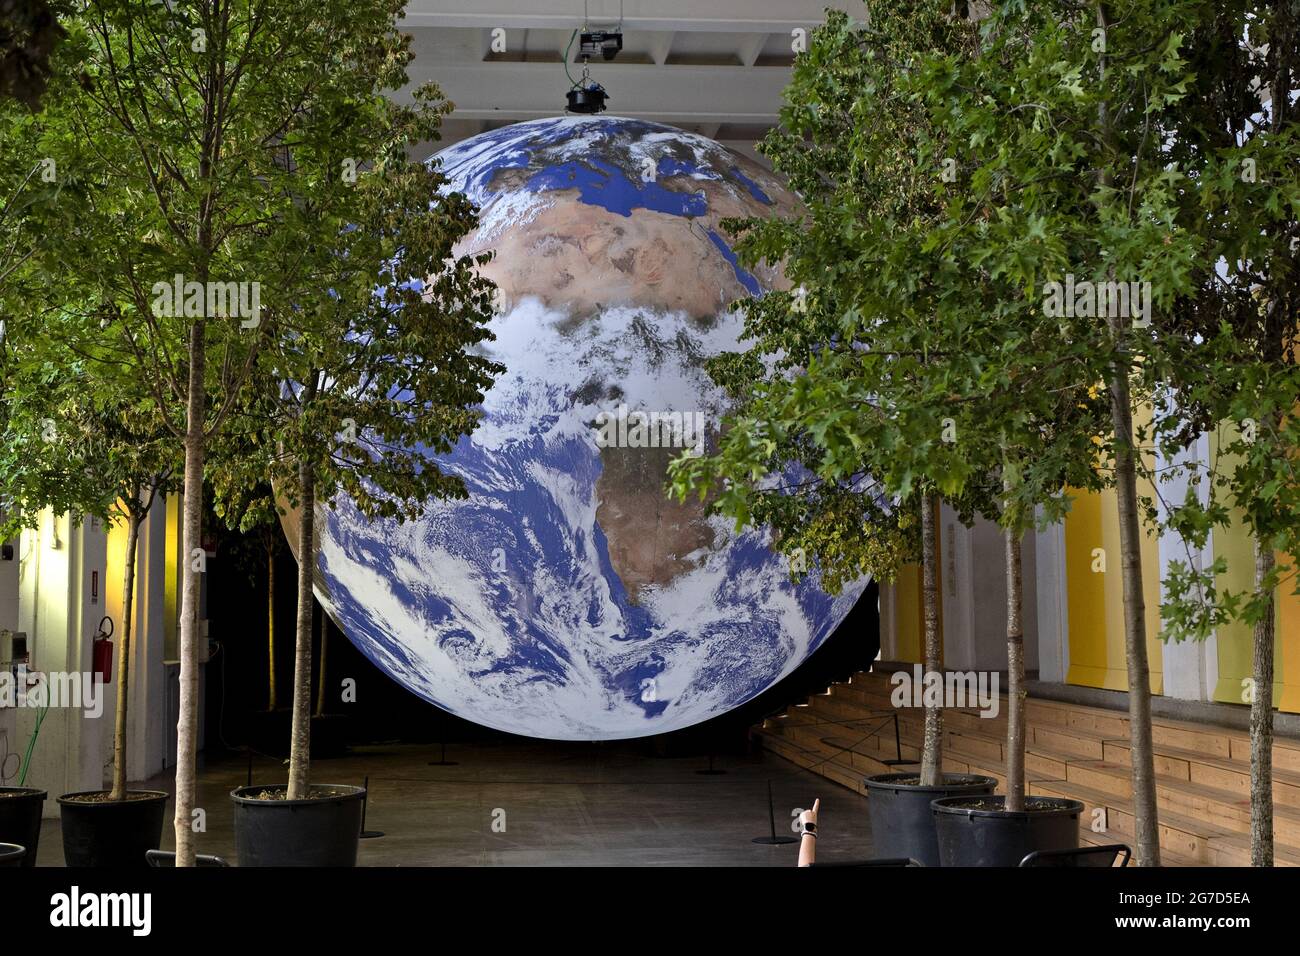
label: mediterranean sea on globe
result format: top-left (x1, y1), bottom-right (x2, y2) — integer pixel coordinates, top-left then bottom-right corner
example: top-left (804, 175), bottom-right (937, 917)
top-left (301, 115), bottom-right (870, 740)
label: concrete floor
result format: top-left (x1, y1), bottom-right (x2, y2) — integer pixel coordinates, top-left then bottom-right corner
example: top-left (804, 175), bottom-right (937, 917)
top-left (32, 743), bottom-right (875, 866)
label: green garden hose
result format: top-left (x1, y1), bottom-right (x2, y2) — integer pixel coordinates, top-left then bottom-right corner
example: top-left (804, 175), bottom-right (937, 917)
top-left (17, 700), bottom-right (48, 786)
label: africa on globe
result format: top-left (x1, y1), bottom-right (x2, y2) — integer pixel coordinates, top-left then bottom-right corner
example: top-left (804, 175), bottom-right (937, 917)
top-left (300, 116), bottom-right (870, 740)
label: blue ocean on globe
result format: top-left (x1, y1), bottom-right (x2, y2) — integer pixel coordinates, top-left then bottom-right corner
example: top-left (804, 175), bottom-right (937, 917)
top-left (307, 116), bottom-right (869, 739)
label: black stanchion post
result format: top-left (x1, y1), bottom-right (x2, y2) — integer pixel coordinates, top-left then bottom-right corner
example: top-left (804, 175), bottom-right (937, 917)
top-left (752, 780), bottom-right (798, 845)
top-left (695, 753), bottom-right (727, 775)
top-left (428, 740), bottom-right (458, 766)
top-left (360, 774), bottom-right (384, 839)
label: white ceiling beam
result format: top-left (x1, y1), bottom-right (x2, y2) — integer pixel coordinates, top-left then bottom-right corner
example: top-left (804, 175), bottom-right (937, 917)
top-left (400, 0), bottom-right (861, 34)
top-left (736, 33), bottom-right (768, 68)
top-left (402, 60), bottom-right (789, 125)
top-left (649, 31), bottom-right (675, 66)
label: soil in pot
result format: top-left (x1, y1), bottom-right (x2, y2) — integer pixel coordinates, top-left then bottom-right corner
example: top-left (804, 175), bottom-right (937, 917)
top-left (864, 772), bottom-right (997, 867)
top-left (231, 783), bottom-right (365, 867)
top-left (57, 790), bottom-right (169, 868)
top-left (0, 788), bottom-right (46, 868)
top-left (932, 794), bottom-right (1083, 867)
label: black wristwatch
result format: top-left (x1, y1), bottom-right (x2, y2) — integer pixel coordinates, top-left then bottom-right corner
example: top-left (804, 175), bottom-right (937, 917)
top-left (801, 821), bottom-right (817, 835)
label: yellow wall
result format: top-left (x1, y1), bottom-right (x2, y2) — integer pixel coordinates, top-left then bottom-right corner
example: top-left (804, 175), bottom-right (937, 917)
top-left (105, 515), bottom-right (125, 634)
top-left (894, 563), bottom-right (922, 664)
top-left (164, 495), bottom-right (179, 661)
top-left (1058, 416), bottom-right (1299, 710)
top-left (889, 500), bottom-right (943, 666)
top-left (1207, 430), bottom-right (1298, 711)
top-left (880, 462), bottom-right (1297, 715)
top-left (1281, 574), bottom-right (1300, 713)
top-left (1063, 484), bottom-right (1163, 694)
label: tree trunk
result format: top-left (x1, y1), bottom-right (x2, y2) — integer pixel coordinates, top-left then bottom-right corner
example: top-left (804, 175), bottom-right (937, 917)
top-left (174, 318), bottom-right (206, 867)
top-left (287, 461), bottom-right (316, 800)
top-left (110, 507), bottom-right (141, 802)
top-left (1251, 539), bottom-right (1275, 866)
top-left (1004, 515), bottom-right (1026, 813)
top-left (918, 492), bottom-right (944, 787)
top-left (1094, 0), bottom-right (1159, 866)
top-left (267, 544), bottom-right (277, 712)
top-left (1107, 319), bottom-right (1161, 867)
top-left (314, 607), bottom-right (329, 718)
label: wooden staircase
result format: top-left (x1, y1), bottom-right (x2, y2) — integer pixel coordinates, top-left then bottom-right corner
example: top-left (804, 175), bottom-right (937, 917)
top-left (752, 667), bottom-right (1300, 866)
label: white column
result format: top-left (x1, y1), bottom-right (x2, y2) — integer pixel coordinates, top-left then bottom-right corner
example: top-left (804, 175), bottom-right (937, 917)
top-left (12, 512), bottom-right (107, 812)
top-left (1157, 432), bottom-right (1218, 701)
top-left (939, 502), bottom-right (976, 670)
top-left (1034, 516), bottom-right (1069, 683)
top-left (132, 502), bottom-right (170, 782)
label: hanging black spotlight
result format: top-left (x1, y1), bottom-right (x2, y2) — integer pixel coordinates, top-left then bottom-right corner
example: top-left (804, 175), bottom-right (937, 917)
top-left (566, 80), bottom-right (609, 114)
top-left (563, 25), bottom-right (611, 114)
top-left (562, 2), bottom-right (622, 113)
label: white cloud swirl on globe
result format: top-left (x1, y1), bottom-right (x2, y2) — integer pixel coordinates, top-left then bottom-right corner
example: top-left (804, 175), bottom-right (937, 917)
top-left (304, 117), bottom-right (870, 740)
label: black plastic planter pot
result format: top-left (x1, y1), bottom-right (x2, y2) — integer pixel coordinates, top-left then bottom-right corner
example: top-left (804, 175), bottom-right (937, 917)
top-left (57, 791), bottom-right (169, 867)
top-left (0, 788), bottom-right (46, 867)
top-left (931, 795), bottom-right (1084, 866)
top-left (231, 784), bottom-right (365, 867)
top-left (0, 843), bottom-right (26, 866)
top-left (863, 773), bottom-right (997, 867)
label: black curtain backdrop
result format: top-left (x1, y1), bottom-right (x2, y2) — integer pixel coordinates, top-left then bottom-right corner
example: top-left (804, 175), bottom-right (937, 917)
top-left (204, 540), bottom-right (880, 758)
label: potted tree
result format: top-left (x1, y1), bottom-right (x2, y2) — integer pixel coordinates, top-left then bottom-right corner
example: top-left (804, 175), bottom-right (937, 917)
top-left (21, 0), bottom-right (314, 866)
top-left (913, 0), bottom-right (1215, 866)
top-left (932, 451), bottom-right (1097, 864)
top-left (0, 317), bottom-right (177, 865)
top-left (1147, 0), bottom-right (1300, 867)
top-left (0, 0), bottom-right (69, 869)
top-left (669, 4), bottom-right (997, 867)
top-left (221, 49), bottom-right (501, 865)
top-left (0, 323), bottom-right (178, 868)
top-left (862, 494), bottom-right (995, 866)
top-left (23, 0), bottom-right (488, 867)
top-left (918, 0), bottom-right (1216, 863)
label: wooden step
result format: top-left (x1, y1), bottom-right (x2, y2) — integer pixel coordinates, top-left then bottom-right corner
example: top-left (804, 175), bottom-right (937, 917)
top-left (1029, 778), bottom-right (1238, 863)
top-left (1061, 759), bottom-right (1133, 799)
top-left (1104, 739), bottom-right (1300, 809)
top-left (760, 669), bottom-right (1300, 866)
top-left (1074, 826), bottom-right (1206, 867)
top-left (1031, 723), bottom-right (1110, 760)
top-left (937, 747), bottom-right (1066, 792)
top-left (862, 668), bottom-right (1300, 765)
top-left (1204, 831), bottom-right (1300, 867)
top-left (753, 727), bottom-right (869, 795)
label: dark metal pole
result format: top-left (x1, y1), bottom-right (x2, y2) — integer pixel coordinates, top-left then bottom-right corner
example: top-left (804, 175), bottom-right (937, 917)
top-left (752, 780), bottom-right (797, 845)
top-left (360, 774), bottom-right (384, 839)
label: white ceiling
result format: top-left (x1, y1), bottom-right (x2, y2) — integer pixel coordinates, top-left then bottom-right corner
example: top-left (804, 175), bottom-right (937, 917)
top-left (400, 0), bottom-right (865, 161)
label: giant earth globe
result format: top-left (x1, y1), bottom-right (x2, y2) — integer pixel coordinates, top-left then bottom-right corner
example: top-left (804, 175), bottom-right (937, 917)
top-left (301, 116), bottom-right (870, 740)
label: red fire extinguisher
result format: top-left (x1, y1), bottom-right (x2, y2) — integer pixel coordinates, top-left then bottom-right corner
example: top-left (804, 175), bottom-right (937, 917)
top-left (91, 616), bottom-right (114, 684)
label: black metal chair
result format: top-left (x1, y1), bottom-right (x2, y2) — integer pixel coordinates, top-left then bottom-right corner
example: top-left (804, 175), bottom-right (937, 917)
top-left (808, 857), bottom-right (922, 867)
top-left (1019, 844), bottom-right (1131, 867)
top-left (146, 849), bottom-right (230, 868)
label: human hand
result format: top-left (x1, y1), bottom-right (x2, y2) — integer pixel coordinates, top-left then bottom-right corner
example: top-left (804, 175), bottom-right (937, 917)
top-left (799, 798), bottom-right (820, 832)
